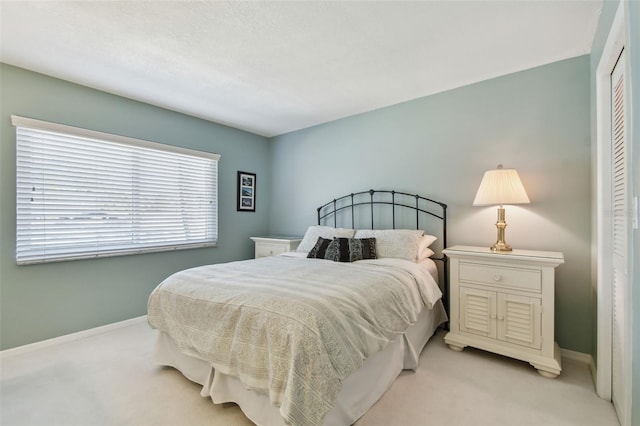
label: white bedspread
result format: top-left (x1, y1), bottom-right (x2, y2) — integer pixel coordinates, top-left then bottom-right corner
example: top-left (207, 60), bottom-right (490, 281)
top-left (147, 255), bottom-right (442, 426)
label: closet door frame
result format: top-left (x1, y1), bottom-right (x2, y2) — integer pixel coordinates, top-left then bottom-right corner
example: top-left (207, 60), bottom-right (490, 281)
top-left (595, 2), bottom-right (632, 425)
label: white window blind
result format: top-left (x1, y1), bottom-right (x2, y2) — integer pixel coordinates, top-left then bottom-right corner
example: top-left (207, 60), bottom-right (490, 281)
top-left (13, 115), bottom-right (220, 265)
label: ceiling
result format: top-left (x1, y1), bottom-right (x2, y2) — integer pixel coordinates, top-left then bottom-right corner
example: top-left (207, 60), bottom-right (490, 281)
top-left (0, 1), bottom-right (603, 137)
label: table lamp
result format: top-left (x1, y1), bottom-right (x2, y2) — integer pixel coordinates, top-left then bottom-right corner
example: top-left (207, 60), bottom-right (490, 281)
top-left (473, 164), bottom-right (530, 252)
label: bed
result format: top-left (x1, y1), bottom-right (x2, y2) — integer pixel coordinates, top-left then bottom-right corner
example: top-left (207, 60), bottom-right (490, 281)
top-left (147, 190), bottom-right (448, 426)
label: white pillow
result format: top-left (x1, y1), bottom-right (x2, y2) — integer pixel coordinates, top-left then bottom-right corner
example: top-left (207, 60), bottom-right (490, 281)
top-left (417, 234), bottom-right (438, 261)
top-left (296, 225), bottom-right (356, 253)
top-left (353, 229), bottom-right (425, 262)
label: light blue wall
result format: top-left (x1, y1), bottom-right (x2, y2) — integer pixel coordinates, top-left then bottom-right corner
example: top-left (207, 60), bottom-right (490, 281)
top-left (0, 64), bottom-right (270, 350)
top-left (269, 56), bottom-right (592, 353)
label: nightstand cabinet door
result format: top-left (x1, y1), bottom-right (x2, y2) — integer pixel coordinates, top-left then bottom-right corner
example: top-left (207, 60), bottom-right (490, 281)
top-left (443, 246), bottom-right (564, 378)
top-left (459, 287), bottom-right (496, 338)
top-left (498, 293), bottom-right (542, 350)
top-left (459, 289), bottom-right (542, 349)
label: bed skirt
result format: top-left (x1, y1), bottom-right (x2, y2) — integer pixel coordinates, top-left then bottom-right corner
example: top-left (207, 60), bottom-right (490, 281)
top-left (152, 300), bottom-right (447, 426)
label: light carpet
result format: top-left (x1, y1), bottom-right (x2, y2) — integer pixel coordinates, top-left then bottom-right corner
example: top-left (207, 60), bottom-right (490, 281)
top-left (0, 319), bottom-right (618, 426)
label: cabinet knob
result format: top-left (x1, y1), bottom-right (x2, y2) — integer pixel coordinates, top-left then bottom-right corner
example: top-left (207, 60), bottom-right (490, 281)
top-left (493, 274), bottom-right (502, 281)
top-left (498, 315), bottom-right (504, 321)
top-left (490, 313), bottom-right (497, 319)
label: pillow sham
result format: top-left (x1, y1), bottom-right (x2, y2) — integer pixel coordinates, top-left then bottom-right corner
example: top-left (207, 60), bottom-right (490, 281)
top-left (329, 237), bottom-right (377, 262)
top-left (353, 229), bottom-right (425, 262)
top-left (346, 237), bottom-right (377, 261)
top-left (417, 234), bottom-right (438, 261)
top-left (296, 225), bottom-right (356, 253)
top-left (307, 237), bottom-right (377, 262)
top-left (307, 237), bottom-right (332, 259)
top-left (418, 247), bottom-right (435, 261)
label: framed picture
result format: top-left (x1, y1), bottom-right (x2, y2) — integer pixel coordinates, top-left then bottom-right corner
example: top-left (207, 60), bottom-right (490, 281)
top-left (237, 171), bottom-right (256, 212)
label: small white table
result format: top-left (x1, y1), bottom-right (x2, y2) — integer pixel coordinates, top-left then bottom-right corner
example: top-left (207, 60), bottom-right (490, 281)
top-left (443, 245), bottom-right (564, 378)
top-left (250, 236), bottom-right (302, 258)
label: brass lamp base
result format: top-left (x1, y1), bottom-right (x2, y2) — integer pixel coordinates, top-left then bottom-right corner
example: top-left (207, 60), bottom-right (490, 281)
top-left (491, 206), bottom-right (513, 252)
top-left (491, 241), bottom-right (512, 252)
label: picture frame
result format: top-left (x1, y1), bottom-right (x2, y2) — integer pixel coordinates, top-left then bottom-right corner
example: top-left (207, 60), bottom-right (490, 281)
top-left (237, 171), bottom-right (256, 212)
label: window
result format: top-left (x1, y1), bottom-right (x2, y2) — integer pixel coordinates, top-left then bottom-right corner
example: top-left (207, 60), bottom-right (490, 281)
top-left (13, 115), bottom-right (220, 265)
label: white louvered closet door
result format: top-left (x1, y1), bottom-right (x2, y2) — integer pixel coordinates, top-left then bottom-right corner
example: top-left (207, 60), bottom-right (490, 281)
top-left (610, 48), bottom-right (629, 424)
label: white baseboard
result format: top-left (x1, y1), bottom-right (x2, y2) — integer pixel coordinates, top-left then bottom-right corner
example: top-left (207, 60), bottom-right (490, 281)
top-left (589, 358), bottom-right (598, 387)
top-left (0, 315), bottom-right (147, 359)
top-left (560, 347), bottom-right (598, 386)
top-left (560, 347), bottom-right (593, 365)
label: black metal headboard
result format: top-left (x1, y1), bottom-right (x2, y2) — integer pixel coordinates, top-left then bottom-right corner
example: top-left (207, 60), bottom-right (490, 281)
top-left (317, 189), bottom-right (447, 257)
top-left (317, 189), bottom-right (448, 315)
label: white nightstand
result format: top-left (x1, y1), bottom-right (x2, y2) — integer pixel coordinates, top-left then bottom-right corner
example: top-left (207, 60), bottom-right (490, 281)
top-left (250, 236), bottom-right (302, 258)
top-left (443, 245), bottom-right (564, 378)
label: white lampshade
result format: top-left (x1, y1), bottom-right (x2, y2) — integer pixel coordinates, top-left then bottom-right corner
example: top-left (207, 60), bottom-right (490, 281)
top-left (473, 165), bottom-right (530, 206)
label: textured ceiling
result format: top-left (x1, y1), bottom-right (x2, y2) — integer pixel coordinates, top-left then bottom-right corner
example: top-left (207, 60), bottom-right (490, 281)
top-left (0, 1), bottom-right (602, 137)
